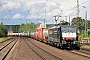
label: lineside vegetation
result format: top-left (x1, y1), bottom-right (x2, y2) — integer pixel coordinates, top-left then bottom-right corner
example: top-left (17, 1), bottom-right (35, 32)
top-left (0, 23), bottom-right (8, 37)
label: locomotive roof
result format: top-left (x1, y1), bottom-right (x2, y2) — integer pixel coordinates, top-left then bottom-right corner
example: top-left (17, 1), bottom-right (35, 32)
top-left (50, 25), bottom-right (76, 29)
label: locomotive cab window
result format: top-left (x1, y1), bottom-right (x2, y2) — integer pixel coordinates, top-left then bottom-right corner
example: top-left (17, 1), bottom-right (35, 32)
top-left (61, 26), bottom-right (76, 33)
top-left (53, 28), bottom-right (57, 38)
top-left (49, 29), bottom-right (54, 37)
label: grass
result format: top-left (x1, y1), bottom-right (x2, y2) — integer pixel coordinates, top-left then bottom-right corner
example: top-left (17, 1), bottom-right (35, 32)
top-left (81, 45), bottom-right (90, 49)
top-left (79, 33), bottom-right (90, 40)
top-left (0, 37), bottom-right (11, 43)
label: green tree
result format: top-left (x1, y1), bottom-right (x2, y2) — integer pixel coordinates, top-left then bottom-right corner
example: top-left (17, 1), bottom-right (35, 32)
top-left (87, 30), bottom-right (90, 37)
top-left (19, 23), bottom-right (25, 32)
top-left (0, 29), bottom-right (4, 37)
top-left (18, 22), bottom-right (36, 33)
top-left (71, 17), bottom-right (90, 38)
top-left (87, 20), bottom-right (90, 29)
top-left (48, 24), bottom-right (55, 28)
top-left (0, 23), bottom-right (8, 37)
top-left (71, 17), bottom-right (85, 33)
top-left (13, 25), bottom-right (20, 33)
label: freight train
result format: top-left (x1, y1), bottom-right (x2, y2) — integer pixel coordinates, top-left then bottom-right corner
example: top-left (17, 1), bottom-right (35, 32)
top-left (7, 32), bottom-right (29, 37)
top-left (30, 25), bottom-right (80, 50)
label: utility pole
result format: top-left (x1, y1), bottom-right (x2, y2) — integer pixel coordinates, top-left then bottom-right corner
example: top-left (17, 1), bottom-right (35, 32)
top-left (44, 9), bottom-right (46, 28)
top-left (16, 21), bottom-right (18, 33)
top-left (77, 0), bottom-right (79, 17)
top-left (85, 11), bottom-right (87, 36)
top-left (9, 10), bottom-right (13, 33)
top-left (82, 6), bottom-right (87, 36)
top-left (77, 0), bottom-right (80, 34)
top-left (66, 16), bottom-right (67, 22)
top-left (85, 11), bottom-right (87, 30)
top-left (69, 16), bottom-right (70, 26)
top-left (25, 19), bottom-right (27, 32)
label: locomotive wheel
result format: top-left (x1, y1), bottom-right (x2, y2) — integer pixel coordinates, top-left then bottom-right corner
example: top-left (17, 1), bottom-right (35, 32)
top-left (56, 43), bottom-right (60, 48)
top-left (59, 44), bottom-right (62, 49)
top-left (76, 47), bottom-right (80, 50)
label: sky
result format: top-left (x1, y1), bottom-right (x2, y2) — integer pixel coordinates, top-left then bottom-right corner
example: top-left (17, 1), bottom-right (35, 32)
top-left (0, 0), bottom-right (90, 25)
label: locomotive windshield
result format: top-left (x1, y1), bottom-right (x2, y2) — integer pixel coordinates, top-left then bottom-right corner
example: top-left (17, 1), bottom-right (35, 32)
top-left (61, 26), bottom-right (76, 33)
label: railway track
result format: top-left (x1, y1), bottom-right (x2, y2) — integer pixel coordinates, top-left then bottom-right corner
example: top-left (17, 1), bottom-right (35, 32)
top-left (24, 37), bottom-right (62, 60)
top-left (79, 39), bottom-right (90, 45)
top-left (81, 48), bottom-right (90, 52)
top-left (78, 50), bottom-right (90, 55)
top-left (0, 37), bottom-right (19, 60)
top-left (30, 37), bottom-right (90, 60)
top-left (0, 38), bottom-right (15, 51)
top-left (68, 50), bottom-right (90, 59)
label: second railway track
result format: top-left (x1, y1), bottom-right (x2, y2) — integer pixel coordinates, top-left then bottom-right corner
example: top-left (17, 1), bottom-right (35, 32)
top-left (0, 38), bottom-right (16, 51)
top-left (24, 37), bottom-right (62, 60)
top-left (0, 37), bottom-right (19, 60)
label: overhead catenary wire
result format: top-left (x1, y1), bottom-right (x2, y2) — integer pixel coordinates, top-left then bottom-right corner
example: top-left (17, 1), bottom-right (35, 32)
top-left (31, 0), bottom-right (90, 23)
top-left (64, 0), bottom-right (90, 14)
top-left (0, 4), bottom-right (10, 21)
top-left (36, 0), bottom-right (48, 14)
top-left (30, 0), bottom-right (48, 21)
top-left (27, 0), bottom-right (40, 16)
top-left (57, 0), bottom-right (90, 22)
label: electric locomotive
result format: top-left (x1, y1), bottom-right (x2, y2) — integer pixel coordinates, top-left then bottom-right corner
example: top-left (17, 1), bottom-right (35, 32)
top-left (48, 25), bottom-right (80, 49)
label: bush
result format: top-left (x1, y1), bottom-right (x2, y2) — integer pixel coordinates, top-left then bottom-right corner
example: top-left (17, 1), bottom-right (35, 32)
top-left (87, 30), bottom-right (90, 37)
top-left (79, 29), bottom-right (90, 39)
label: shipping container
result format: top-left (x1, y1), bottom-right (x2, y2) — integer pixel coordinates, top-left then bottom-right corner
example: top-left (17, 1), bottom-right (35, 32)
top-left (30, 32), bottom-right (34, 38)
top-left (43, 28), bottom-right (49, 43)
top-left (38, 28), bottom-right (44, 41)
top-left (36, 30), bottom-right (38, 39)
top-left (34, 31), bottom-right (36, 39)
top-left (34, 30), bottom-right (38, 39)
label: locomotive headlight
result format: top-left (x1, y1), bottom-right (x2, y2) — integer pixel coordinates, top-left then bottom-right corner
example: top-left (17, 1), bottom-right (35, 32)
top-left (74, 38), bottom-right (76, 40)
top-left (73, 41), bottom-right (78, 44)
top-left (73, 41), bottom-right (76, 44)
top-left (63, 37), bottom-right (65, 40)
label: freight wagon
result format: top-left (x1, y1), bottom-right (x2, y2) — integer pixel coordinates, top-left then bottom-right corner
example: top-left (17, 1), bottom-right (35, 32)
top-left (34, 30), bottom-right (38, 40)
top-left (43, 28), bottom-right (48, 43)
top-left (38, 28), bottom-right (48, 43)
top-left (38, 28), bottom-right (44, 41)
top-left (30, 32), bottom-right (34, 38)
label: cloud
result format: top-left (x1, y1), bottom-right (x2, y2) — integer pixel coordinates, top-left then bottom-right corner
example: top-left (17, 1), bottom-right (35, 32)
top-left (12, 13), bottom-right (24, 19)
top-left (0, 0), bottom-right (90, 25)
top-left (24, 2), bottom-right (34, 7)
top-left (1, 1), bottom-right (21, 10)
top-left (27, 15), bottom-right (41, 19)
top-left (3, 15), bottom-right (10, 19)
top-left (24, 1), bottom-right (61, 18)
